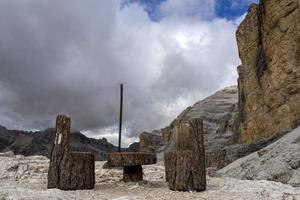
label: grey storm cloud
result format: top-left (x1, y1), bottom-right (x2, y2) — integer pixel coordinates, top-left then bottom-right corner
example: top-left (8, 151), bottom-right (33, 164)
top-left (0, 0), bottom-right (241, 144)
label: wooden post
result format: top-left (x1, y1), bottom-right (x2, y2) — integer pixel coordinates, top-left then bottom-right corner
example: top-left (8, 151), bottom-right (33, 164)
top-left (47, 115), bottom-right (71, 189)
top-left (164, 118), bottom-right (206, 191)
top-left (69, 152), bottom-right (95, 189)
top-left (119, 84), bottom-right (123, 152)
top-left (47, 115), bottom-right (95, 190)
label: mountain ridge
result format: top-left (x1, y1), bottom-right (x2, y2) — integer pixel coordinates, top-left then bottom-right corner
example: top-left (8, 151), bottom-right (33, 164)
top-left (0, 126), bottom-right (137, 160)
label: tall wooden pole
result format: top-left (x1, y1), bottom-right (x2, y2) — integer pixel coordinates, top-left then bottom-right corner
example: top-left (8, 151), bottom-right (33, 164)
top-left (118, 84), bottom-right (123, 152)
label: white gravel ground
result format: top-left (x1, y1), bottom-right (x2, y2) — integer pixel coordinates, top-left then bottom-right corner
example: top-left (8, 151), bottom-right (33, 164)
top-left (0, 152), bottom-right (300, 200)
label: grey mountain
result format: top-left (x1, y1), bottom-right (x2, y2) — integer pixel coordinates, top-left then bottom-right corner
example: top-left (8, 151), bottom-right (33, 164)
top-left (0, 126), bottom-right (136, 160)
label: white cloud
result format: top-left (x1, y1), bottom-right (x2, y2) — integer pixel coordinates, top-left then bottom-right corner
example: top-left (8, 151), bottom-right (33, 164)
top-left (0, 0), bottom-right (241, 147)
top-left (83, 126), bottom-right (138, 147)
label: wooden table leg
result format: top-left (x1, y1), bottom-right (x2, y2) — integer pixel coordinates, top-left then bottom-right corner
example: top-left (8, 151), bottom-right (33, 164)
top-left (123, 165), bottom-right (143, 182)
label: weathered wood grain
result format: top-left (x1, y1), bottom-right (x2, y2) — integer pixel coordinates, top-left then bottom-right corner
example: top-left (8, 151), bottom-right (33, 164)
top-left (47, 115), bottom-right (95, 190)
top-left (164, 118), bottom-right (206, 191)
top-left (108, 152), bottom-right (156, 167)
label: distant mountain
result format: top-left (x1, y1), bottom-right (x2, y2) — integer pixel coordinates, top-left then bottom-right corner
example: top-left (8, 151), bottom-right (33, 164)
top-left (139, 86), bottom-right (286, 168)
top-left (128, 142), bottom-right (140, 152)
top-left (139, 86), bottom-right (240, 166)
top-left (0, 125), bottom-right (137, 160)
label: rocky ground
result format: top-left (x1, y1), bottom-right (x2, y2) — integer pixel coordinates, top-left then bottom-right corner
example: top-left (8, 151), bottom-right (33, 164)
top-left (1, 152), bottom-right (300, 200)
top-left (218, 126), bottom-right (300, 187)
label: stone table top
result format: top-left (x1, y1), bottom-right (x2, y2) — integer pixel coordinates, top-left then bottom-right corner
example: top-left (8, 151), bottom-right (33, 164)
top-left (107, 152), bottom-right (157, 167)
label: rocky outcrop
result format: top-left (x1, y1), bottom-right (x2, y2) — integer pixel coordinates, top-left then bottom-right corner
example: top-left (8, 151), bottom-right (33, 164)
top-left (237, 0), bottom-right (300, 143)
top-left (140, 86), bottom-right (241, 168)
top-left (218, 126), bottom-right (300, 187)
top-left (139, 130), bottom-right (164, 153)
top-left (0, 126), bottom-right (134, 160)
top-left (167, 86), bottom-right (239, 167)
top-left (166, 86), bottom-right (239, 137)
top-left (128, 142), bottom-right (140, 152)
top-left (139, 85), bottom-right (290, 169)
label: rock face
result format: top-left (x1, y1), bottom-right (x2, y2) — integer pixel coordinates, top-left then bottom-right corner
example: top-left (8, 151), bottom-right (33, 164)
top-left (168, 86), bottom-right (239, 143)
top-left (237, 0), bottom-right (300, 144)
top-left (128, 142), bottom-right (140, 152)
top-left (140, 84), bottom-right (295, 169)
top-left (0, 125), bottom-right (134, 161)
top-left (218, 126), bottom-right (300, 187)
top-left (139, 130), bottom-right (164, 153)
top-left (140, 86), bottom-right (240, 168)
top-left (167, 86), bottom-right (239, 168)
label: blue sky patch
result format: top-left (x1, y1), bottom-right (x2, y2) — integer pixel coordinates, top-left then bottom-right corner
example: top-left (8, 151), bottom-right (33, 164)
top-left (216, 0), bottom-right (259, 19)
top-left (121, 0), bottom-right (259, 21)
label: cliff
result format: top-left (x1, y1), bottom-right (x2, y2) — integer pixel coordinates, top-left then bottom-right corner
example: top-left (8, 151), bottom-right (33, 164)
top-left (139, 86), bottom-right (289, 168)
top-left (237, 0), bottom-right (300, 143)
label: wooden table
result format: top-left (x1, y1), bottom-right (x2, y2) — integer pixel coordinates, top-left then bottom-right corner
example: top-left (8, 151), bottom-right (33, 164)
top-left (107, 152), bottom-right (157, 182)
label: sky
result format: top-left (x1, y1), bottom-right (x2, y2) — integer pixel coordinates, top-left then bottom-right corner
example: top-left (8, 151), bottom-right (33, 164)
top-left (0, 0), bottom-right (258, 147)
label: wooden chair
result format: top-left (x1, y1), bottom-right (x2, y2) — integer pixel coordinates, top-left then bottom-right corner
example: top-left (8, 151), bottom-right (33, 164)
top-left (47, 115), bottom-right (95, 190)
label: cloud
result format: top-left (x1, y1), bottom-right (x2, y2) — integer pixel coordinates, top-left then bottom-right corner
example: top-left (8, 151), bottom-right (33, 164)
top-left (0, 0), bottom-right (241, 146)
